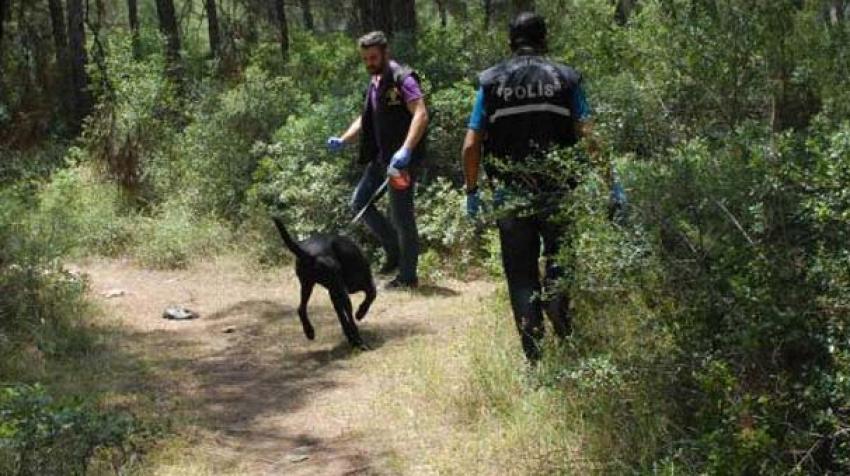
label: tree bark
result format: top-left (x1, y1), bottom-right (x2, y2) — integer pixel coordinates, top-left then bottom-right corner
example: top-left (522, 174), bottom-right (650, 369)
top-left (128, 0), bottom-right (140, 57)
top-left (435, 0), bottom-right (447, 27)
top-left (301, 0), bottom-right (314, 31)
top-left (483, 0), bottom-right (492, 29)
top-left (67, 0), bottom-right (92, 132)
top-left (154, 0), bottom-right (182, 78)
top-left (47, 0), bottom-right (69, 63)
top-left (393, 0), bottom-right (416, 33)
top-left (512, 0), bottom-right (534, 14)
top-left (47, 0), bottom-right (74, 120)
top-left (273, 0), bottom-right (289, 60)
top-left (0, 0), bottom-right (8, 51)
top-left (615, 0), bottom-right (637, 24)
top-left (359, 0), bottom-right (393, 35)
top-left (204, 0), bottom-right (220, 57)
top-left (829, 0), bottom-right (845, 24)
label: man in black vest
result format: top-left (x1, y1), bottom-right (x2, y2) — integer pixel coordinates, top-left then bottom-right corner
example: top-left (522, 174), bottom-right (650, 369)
top-left (461, 12), bottom-right (616, 361)
top-left (328, 31), bottom-right (429, 289)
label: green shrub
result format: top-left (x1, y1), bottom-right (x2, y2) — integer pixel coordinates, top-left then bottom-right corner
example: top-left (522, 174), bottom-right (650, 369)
top-left (279, 31), bottom-right (364, 99)
top-left (424, 83), bottom-right (476, 182)
top-left (152, 66), bottom-right (310, 220)
top-left (0, 186), bottom-right (94, 374)
top-left (35, 165), bottom-right (136, 258)
top-left (417, 177), bottom-right (480, 276)
top-left (133, 201), bottom-right (230, 270)
top-left (81, 31), bottom-right (176, 199)
top-left (549, 122), bottom-right (850, 473)
top-left (0, 384), bottom-right (151, 476)
top-left (248, 100), bottom-right (362, 242)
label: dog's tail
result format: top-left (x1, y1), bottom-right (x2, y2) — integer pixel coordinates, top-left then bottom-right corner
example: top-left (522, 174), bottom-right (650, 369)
top-left (271, 217), bottom-right (310, 261)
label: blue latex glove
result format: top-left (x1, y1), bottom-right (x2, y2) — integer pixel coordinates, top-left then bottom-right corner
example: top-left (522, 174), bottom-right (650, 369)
top-left (493, 188), bottom-right (507, 209)
top-left (390, 147), bottom-right (412, 169)
top-left (327, 136), bottom-right (346, 152)
top-left (609, 180), bottom-right (628, 222)
top-left (466, 190), bottom-right (481, 219)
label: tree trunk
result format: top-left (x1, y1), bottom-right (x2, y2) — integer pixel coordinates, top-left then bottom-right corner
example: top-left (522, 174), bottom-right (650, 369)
top-left (483, 0), bottom-right (492, 29)
top-left (393, 0), bottom-right (416, 33)
top-left (47, 0), bottom-right (74, 120)
top-left (204, 0), bottom-right (220, 57)
top-left (0, 0), bottom-right (8, 51)
top-left (301, 0), bottom-right (314, 30)
top-left (359, 0), bottom-right (393, 35)
top-left (154, 0), bottom-right (182, 78)
top-left (273, 0), bottom-right (288, 60)
top-left (768, 3), bottom-right (818, 132)
top-left (829, 0), bottom-right (845, 24)
top-left (435, 0), bottom-right (447, 27)
top-left (67, 0), bottom-right (92, 133)
top-left (89, 0), bottom-right (114, 98)
top-left (512, 0), bottom-right (534, 14)
top-left (47, 0), bottom-right (69, 62)
top-left (0, 0), bottom-right (6, 104)
top-left (128, 0), bottom-right (140, 57)
top-left (615, 0), bottom-right (637, 24)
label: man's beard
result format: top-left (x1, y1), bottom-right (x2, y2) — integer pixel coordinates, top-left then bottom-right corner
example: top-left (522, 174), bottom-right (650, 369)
top-left (366, 60), bottom-right (386, 75)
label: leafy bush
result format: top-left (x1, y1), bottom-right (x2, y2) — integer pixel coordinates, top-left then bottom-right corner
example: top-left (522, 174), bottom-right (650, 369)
top-left (133, 201), bottom-right (231, 269)
top-left (152, 66), bottom-right (310, 220)
top-left (424, 83), bottom-right (476, 182)
top-left (82, 31), bottom-right (176, 199)
top-left (0, 384), bottom-right (151, 476)
top-left (249, 100), bottom-right (359, 238)
top-left (35, 165), bottom-right (136, 258)
top-left (0, 186), bottom-right (94, 367)
top-left (535, 122), bottom-right (850, 473)
top-left (416, 177), bottom-right (480, 276)
top-left (279, 31), bottom-right (364, 99)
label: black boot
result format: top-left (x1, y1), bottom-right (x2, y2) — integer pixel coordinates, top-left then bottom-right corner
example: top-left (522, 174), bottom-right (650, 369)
top-left (385, 276), bottom-right (418, 290)
top-left (378, 259), bottom-right (399, 275)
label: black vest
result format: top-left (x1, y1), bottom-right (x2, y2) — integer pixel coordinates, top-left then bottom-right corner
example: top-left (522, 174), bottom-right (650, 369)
top-left (359, 61), bottom-right (426, 166)
top-left (479, 54), bottom-right (582, 181)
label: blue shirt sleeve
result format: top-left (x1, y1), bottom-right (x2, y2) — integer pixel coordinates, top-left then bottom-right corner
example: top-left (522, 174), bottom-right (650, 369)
top-left (468, 87), bottom-right (487, 132)
top-left (570, 85), bottom-right (592, 122)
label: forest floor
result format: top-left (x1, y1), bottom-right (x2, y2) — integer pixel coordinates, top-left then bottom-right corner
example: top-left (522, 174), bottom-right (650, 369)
top-left (76, 255), bottom-right (495, 475)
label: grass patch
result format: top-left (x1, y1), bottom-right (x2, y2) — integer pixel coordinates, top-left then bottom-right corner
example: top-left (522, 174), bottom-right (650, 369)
top-left (132, 202), bottom-right (231, 270)
top-left (363, 287), bottom-right (587, 474)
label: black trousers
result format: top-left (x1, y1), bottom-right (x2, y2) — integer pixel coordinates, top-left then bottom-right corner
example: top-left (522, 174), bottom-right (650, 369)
top-left (497, 213), bottom-right (572, 361)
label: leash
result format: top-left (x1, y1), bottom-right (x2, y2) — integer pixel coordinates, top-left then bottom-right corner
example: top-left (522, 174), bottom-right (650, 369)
top-left (350, 178), bottom-right (389, 226)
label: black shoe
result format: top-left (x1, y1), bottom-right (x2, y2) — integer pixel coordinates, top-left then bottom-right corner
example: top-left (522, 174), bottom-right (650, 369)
top-left (385, 276), bottom-right (418, 290)
top-left (378, 260), bottom-right (399, 275)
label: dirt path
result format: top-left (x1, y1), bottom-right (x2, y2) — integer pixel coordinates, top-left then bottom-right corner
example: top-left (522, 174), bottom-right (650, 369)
top-left (79, 256), bottom-right (494, 475)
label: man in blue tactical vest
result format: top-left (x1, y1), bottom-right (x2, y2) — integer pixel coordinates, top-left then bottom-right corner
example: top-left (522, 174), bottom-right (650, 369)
top-left (461, 12), bottom-right (623, 361)
top-left (328, 31), bottom-right (429, 290)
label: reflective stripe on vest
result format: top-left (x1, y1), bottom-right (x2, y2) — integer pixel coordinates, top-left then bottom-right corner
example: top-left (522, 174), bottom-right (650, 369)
top-left (489, 103), bottom-right (572, 123)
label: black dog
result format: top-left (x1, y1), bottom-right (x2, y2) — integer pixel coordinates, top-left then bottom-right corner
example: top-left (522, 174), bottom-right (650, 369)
top-left (270, 216), bottom-right (376, 350)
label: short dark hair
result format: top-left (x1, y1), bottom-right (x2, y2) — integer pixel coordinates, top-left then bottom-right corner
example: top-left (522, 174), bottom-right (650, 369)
top-left (509, 12), bottom-right (547, 52)
top-left (358, 31), bottom-right (388, 49)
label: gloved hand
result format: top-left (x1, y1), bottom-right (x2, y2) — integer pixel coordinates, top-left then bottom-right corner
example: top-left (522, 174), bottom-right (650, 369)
top-left (390, 147), bottom-right (412, 169)
top-left (327, 136), bottom-right (346, 153)
top-left (466, 189), bottom-right (481, 219)
top-left (608, 180), bottom-right (628, 222)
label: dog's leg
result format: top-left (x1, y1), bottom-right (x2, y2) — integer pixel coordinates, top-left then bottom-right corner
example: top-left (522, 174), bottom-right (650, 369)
top-left (298, 281), bottom-right (316, 340)
top-left (355, 284), bottom-right (376, 321)
top-left (329, 286), bottom-right (368, 350)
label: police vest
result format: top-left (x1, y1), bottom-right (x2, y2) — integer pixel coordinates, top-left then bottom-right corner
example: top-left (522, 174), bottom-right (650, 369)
top-left (359, 61), bottom-right (426, 166)
top-left (479, 55), bottom-right (582, 179)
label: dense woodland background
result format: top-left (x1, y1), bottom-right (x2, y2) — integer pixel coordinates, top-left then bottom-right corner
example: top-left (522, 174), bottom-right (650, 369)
top-left (1, 0), bottom-right (849, 474)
